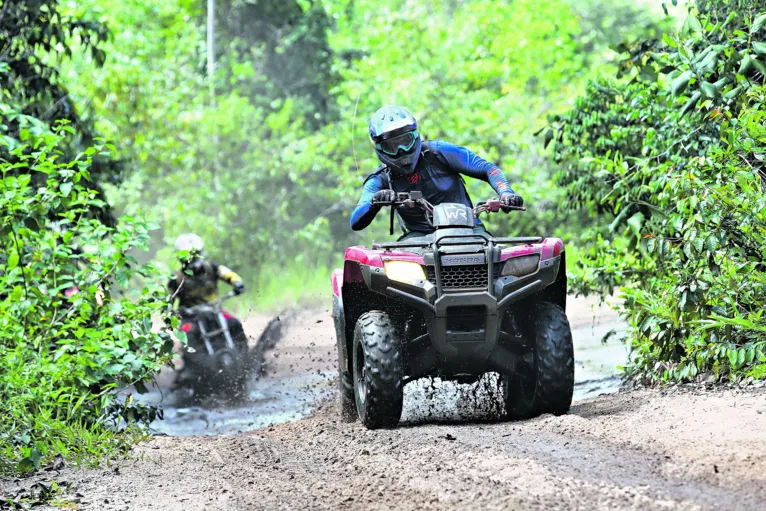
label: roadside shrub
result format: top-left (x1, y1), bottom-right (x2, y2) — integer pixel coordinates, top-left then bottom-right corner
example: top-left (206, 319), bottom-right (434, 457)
top-left (0, 114), bottom-right (175, 474)
top-left (549, 0), bottom-right (766, 383)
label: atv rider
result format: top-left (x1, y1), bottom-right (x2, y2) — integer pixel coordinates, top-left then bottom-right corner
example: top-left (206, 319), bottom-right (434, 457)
top-left (351, 105), bottom-right (523, 239)
top-left (168, 233), bottom-right (248, 381)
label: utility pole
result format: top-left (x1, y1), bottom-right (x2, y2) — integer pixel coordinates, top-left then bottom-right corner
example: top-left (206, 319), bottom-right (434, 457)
top-left (207, 0), bottom-right (216, 109)
top-left (207, 0), bottom-right (219, 182)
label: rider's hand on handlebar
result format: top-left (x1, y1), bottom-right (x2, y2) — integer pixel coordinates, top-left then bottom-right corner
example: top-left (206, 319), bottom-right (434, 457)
top-left (233, 281), bottom-right (245, 295)
top-left (501, 193), bottom-right (524, 208)
top-left (373, 189), bottom-right (396, 204)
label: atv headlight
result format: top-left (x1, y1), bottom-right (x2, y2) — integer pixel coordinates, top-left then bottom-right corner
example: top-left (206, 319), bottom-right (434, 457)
top-left (501, 255), bottom-right (540, 277)
top-left (384, 260), bottom-right (427, 284)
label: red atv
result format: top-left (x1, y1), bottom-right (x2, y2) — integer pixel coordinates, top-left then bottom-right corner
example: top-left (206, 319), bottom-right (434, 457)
top-left (332, 193), bottom-right (573, 428)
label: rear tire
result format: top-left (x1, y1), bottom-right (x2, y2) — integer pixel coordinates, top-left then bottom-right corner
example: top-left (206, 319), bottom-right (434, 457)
top-left (353, 311), bottom-right (404, 429)
top-left (503, 302), bottom-right (574, 419)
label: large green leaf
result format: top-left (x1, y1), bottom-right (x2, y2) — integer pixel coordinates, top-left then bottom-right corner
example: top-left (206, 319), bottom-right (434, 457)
top-left (627, 212), bottom-right (645, 236)
top-left (700, 81), bottom-right (717, 99)
top-left (6, 250), bottom-right (19, 271)
top-left (752, 13), bottom-right (766, 34)
top-left (671, 71), bottom-right (693, 96)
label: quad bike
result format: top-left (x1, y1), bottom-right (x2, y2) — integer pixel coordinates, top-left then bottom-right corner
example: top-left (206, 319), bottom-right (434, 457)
top-left (332, 193), bottom-right (574, 428)
top-left (176, 291), bottom-right (250, 399)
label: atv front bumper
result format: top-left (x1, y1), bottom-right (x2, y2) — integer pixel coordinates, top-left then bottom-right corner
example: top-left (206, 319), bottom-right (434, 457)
top-left (360, 255), bottom-right (561, 373)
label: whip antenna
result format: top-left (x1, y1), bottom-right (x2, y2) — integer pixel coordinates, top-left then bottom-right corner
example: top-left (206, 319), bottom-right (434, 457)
top-left (351, 93), bottom-right (361, 174)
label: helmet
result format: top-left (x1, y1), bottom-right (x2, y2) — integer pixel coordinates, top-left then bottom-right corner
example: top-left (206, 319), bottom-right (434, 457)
top-left (173, 233), bottom-right (204, 258)
top-left (369, 105), bottom-right (421, 175)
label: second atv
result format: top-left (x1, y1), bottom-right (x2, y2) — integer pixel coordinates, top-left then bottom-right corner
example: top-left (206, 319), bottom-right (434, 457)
top-left (331, 193), bottom-right (574, 428)
top-left (176, 291), bottom-right (250, 400)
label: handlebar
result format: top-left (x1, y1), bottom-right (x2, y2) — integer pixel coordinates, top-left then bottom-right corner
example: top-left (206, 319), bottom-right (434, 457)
top-left (474, 199), bottom-right (527, 215)
top-left (372, 191), bottom-right (432, 209)
top-left (178, 290), bottom-right (238, 317)
top-left (373, 192), bottom-right (526, 216)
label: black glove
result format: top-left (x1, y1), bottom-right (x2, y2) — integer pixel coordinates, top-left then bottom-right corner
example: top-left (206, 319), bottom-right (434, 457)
top-left (501, 193), bottom-right (524, 208)
top-left (233, 281), bottom-right (245, 295)
top-left (373, 189), bottom-right (396, 204)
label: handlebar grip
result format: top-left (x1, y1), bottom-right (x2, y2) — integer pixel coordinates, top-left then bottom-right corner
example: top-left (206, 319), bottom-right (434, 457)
top-left (475, 199), bottom-right (527, 215)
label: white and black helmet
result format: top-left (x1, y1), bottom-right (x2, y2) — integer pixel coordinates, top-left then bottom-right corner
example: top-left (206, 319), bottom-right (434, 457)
top-left (369, 105), bottom-right (421, 175)
top-left (173, 233), bottom-right (204, 257)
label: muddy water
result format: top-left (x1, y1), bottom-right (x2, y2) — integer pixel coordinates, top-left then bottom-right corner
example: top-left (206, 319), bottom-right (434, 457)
top-left (571, 317), bottom-right (629, 400)
top-left (138, 297), bottom-right (627, 436)
top-left (135, 373), bottom-right (334, 437)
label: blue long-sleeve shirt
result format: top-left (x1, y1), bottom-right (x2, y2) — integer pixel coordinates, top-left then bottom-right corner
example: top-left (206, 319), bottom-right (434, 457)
top-left (350, 140), bottom-right (514, 233)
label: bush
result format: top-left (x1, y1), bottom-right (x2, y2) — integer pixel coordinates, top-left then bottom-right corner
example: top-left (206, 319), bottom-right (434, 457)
top-left (0, 114), bottom-right (175, 474)
top-left (549, 0), bottom-right (766, 383)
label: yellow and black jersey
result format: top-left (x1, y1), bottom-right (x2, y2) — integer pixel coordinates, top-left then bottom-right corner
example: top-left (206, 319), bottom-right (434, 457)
top-left (168, 259), bottom-right (243, 308)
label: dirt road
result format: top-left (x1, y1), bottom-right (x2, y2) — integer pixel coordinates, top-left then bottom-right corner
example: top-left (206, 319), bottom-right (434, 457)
top-left (4, 298), bottom-right (766, 510)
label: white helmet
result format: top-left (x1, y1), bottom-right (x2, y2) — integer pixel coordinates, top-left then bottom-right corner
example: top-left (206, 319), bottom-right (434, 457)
top-left (173, 233), bottom-right (204, 257)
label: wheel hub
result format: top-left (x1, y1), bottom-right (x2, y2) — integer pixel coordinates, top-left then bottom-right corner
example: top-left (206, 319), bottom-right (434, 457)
top-left (355, 342), bottom-right (367, 405)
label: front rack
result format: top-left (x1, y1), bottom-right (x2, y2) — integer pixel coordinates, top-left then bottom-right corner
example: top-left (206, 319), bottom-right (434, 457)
top-left (372, 235), bottom-right (542, 251)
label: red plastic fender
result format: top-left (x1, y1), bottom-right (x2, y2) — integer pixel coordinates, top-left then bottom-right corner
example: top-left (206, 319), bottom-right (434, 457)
top-left (541, 238), bottom-right (564, 260)
top-left (331, 268), bottom-right (343, 298)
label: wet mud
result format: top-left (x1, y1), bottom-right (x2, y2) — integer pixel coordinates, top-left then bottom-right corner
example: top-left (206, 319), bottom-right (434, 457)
top-left (141, 296), bottom-right (627, 436)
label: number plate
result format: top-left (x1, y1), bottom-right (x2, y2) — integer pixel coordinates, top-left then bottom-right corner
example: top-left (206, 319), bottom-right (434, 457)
top-left (440, 254), bottom-right (486, 266)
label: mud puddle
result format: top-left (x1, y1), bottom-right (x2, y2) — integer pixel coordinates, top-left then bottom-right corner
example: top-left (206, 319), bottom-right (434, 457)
top-left (138, 298), bottom-right (628, 436)
top-left (134, 372), bottom-right (333, 436)
top-left (571, 318), bottom-right (629, 400)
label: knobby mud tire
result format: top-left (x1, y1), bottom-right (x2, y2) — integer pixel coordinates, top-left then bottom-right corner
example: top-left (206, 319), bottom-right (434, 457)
top-left (504, 302), bottom-right (574, 419)
top-left (352, 311), bottom-right (404, 429)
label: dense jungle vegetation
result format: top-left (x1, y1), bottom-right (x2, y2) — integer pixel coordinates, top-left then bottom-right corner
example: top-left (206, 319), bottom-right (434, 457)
top-left (551, 0), bottom-right (766, 384)
top-left (0, 0), bottom-right (763, 475)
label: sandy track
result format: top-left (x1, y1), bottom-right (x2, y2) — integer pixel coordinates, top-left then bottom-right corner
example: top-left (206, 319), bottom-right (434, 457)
top-left (3, 297), bottom-right (766, 510)
top-left (12, 387), bottom-right (764, 511)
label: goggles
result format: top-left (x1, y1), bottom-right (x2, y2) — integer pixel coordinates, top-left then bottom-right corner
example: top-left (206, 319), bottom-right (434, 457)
top-left (375, 130), bottom-right (419, 156)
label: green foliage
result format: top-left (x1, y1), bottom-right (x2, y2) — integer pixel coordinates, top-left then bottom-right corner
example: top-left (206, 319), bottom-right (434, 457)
top-left (0, 0), bottom-right (669, 477)
top-left (0, 0), bottom-right (119, 217)
top-left (0, 114), bottom-right (174, 474)
top-left (58, 0), bottom-right (659, 287)
top-left (248, 261), bottom-right (331, 313)
top-left (0, 0), bottom-right (108, 131)
top-left (549, 0), bottom-right (766, 383)
top-left (213, 0), bottom-right (338, 122)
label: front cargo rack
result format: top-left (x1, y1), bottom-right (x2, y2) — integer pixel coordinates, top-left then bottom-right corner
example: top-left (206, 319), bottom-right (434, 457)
top-left (372, 235), bottom-right (542, 250)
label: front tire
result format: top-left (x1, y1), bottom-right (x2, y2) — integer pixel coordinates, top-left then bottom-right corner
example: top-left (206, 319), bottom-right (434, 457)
top-left (503, 302), bottom-right (574, 419)
top-left (352, 311), bottom-right (404, 429)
